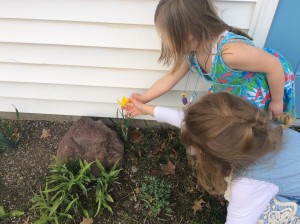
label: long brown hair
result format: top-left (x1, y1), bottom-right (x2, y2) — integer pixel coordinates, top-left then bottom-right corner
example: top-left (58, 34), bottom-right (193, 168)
top-left (181, 93), bottom-right (283, 195)
top-left (154, 0), bottom-right (252, 73)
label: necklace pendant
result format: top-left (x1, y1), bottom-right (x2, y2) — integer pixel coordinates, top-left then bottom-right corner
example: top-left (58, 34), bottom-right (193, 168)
top-left (181, 92), bottom-right (188, 105)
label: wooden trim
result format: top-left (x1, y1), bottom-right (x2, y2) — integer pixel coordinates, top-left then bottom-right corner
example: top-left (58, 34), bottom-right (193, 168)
top-left (248, 0), bottom-right (279, 47)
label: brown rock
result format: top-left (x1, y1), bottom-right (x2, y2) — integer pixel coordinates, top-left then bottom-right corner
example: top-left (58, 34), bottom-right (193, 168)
top-left (56, 117), bottom-right (124, 175)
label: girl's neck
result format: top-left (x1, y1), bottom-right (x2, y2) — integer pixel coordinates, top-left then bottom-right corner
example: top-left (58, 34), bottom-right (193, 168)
top-left (195, 30), bottom-right (227, 53)
top-left (194, 39), bottom-right (216, 72)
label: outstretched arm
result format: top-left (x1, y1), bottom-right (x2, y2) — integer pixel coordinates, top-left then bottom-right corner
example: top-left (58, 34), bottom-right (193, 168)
top-left (131, 60), bottom-right (189, 104)
top-left (125, 98), bottom-right (184, 128)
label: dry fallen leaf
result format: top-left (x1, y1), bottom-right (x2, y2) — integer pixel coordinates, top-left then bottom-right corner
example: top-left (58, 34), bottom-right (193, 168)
top-left (192, 198), bottom-right (205, 215)
top-left (131, 166), bottom-right (138, 174)
top-left (134, 202), bottom-right (140, 209)
top-left (80, 217), bottom-right (93, 224)
top-left (169, 149), bottom-right (178, 159)
top-left (187, 187), bottom-right (195, 193)
top-left (134, 187), bottom-right (140, 194)
top-left (130, 128), bottom-right (145, 143)
top-left (160, 160), bottom-right (175, 175)
top-left (149, 168), bottom-right (160, 176)
top-left (40, 129), bottom-right (51, 139)
top-left (154, 142), bottom-right (166, 155)
top-left (137, 150), bottom-right (142, 158)
top-left (160, 142), bottom-right (166, 150)
top-left (23, 216), bottom-right (30, 224)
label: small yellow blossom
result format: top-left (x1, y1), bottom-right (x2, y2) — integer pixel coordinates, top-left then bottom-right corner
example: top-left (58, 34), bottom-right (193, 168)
top-left (117, 96), bottom-right (129, 107)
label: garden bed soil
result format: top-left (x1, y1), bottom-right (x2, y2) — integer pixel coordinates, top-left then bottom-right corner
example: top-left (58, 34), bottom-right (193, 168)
top-left (1, 118), bottom-right (298, 224)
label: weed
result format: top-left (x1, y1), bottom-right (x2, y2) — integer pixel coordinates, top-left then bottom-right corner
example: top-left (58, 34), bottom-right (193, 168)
top-left (0, 205), bottom-right (23, 219)
top-left (31, 158), bottom-right (121, 224)
top-left (0, 106), bottom-right (21, 149)
top-left (112, 108), bottom-right (133, 144)
top-left (144, 127), bottom-right (187, 163)
top-left (139, 175), bottom-right (173, 217)
top-left (117, 211), bottom-right (138, 224)
top-left (127, 141), bottom-right (148, 158)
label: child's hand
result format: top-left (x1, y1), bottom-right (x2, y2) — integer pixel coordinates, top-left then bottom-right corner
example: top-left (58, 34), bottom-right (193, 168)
top-left (268, 99), bottom-right (284, 118)
top-left (124, 98), bottom-right (146, 118)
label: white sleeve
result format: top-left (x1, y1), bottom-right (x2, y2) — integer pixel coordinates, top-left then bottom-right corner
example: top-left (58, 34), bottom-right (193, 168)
top-left (154, 106), bottom-right (184, 128)
top-left (226, 178), bottom-right (279, 224)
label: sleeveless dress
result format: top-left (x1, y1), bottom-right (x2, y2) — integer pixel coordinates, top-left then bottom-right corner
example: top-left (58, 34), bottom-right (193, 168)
top-left (188, 31), bottom-right (296, 118)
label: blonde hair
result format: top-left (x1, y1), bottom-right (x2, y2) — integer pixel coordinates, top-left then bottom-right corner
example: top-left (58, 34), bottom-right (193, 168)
top-left (181, 93), bottom-right (284, 195)
top-left (154, 0), bottom-right (252, 73)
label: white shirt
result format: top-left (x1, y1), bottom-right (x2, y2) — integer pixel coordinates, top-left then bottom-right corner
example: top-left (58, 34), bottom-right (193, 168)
top-left (154, 106), bottom-right (279, 224)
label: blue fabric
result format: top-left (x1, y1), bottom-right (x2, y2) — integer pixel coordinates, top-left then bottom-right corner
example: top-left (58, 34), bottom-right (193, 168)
top-left (243, 128), bottom-right (300, 215)
top-left (187, 31), bottom-right (296, 118)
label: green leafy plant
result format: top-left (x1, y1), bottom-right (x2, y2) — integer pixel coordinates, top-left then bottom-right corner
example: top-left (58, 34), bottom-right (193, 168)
top-left (0, 105), bottom-right (21, 149)
top-left (31, 157), bottom-right (121, 224)
top-left (0, 205), bottom-right (24, 219)
top-left (140, 175), bottom-right (173, 217)
top-left (115, 108), bottom-right (133, 143)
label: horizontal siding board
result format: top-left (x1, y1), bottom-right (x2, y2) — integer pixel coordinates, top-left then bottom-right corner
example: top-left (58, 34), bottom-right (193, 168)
top-left (0, 0), bottom-right (273, 119)
top-left (0, 2), bottom-right (254, 50)
top-left (0, 96), bottom-right (138, 118)
top-left (0, 0), bottom-right (157, 26)
top-left (0, 0), bottom-right (256, 26)
top-left (0, 43), bottom-right (166, 71)
top-left (0, 81), bottom-right (208, 106)
top-left (0, 93), bottom-right (206, 119)
top-left (0, 63), bottom-right (210, 91)
top-left (0, 97), bottom-right (180, 120)
top-left (0, 19), bottom-right (161, 50)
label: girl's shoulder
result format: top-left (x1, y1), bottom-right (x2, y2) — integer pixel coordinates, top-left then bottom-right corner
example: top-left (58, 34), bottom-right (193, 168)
top-left (215, 31), bottom-right (256, 69)
top-left (219, 41), bottom-right (257, 71)
top-left (220, 31), bottom-right (255, 47)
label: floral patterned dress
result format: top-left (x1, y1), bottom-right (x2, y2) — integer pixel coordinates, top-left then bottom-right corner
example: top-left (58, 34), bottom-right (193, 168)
top-left (189, 31), bottom-right (296, 118)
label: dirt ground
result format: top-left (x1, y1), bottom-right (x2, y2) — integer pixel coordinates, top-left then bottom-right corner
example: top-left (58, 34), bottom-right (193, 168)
top-left (0, 120), bottom-right (74, 223)
top-left (0, 119), bottom-right (227, 224)
top-left (1, 118), bottom-right (299, 224)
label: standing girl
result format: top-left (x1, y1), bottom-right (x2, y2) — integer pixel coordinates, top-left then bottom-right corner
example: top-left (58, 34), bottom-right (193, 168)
top-left (126, 93), bottom-right (300, 223)
top-left (128, 0), bottom-right (295, 121)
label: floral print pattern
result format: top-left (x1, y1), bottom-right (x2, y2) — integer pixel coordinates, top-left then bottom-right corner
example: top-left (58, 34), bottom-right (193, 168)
top-left (189, 32), bottom-right (296, 118)
top-left (257, 197), bottom-right (300, 224)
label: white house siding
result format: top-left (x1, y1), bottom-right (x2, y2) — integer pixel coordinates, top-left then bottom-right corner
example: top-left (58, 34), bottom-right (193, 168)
top-left (0, 0), bottom-right (278, 119)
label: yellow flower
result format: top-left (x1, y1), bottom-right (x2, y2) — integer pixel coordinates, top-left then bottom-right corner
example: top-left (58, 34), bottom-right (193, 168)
top-left (117, 96), bottom-right (129, 107)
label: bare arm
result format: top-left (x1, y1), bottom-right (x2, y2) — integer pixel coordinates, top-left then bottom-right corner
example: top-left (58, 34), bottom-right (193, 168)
top-left (222, 42), bottom-right (285, 117)
top-left (125, 98), bottom-right (155, 117)
top-left (132, 60), bottom-right (189, 103)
